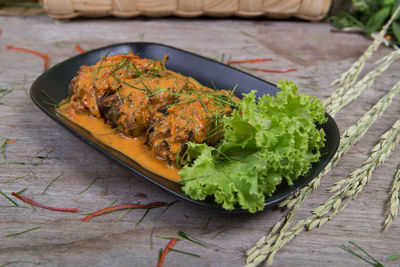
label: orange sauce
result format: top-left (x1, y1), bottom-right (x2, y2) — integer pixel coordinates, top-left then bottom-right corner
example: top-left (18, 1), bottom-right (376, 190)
top-left (59, 110), bottom-right (180, 182)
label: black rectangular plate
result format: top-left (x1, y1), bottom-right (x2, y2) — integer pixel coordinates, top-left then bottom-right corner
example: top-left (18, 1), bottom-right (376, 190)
top-left (30, 42), bottom-right (340, 213)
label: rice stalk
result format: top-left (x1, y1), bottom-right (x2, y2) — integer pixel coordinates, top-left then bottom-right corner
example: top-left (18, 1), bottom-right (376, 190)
top-left (245, 8), bottom-right (400, 266)
top-left (246, 80), bottom-right (400, 265)
top-left (246, 117), bottom-right (400, 266)
top-left (325, 49), bottom-right (400, 117)
top-left (383, 163), bottom-right (400, 230)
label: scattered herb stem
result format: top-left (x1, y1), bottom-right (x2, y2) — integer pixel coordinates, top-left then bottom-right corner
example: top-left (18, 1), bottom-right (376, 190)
top-left (342, 241), bottom-right (384, 267)
top-left (5, 226), bottom-right (41, 237)
top-left (169, 248), bottom-right (200, 258)
top-left (0, 260), bottom-right (41, 267)
top-left (136, 208), bottom-right (151, 226)
top-left (78, 176), bottom-right (100, 195)
top-left (177, 231), bottom-right (211, 248)
top-left (115, 208), bottom-right (132, 223)
top-left (3, 174), bottom-right (29, 183)
top-left (42, 172), bottom-right (63, 195)
top-left (150, 226), bottom-right (155, 249)
top-left (0, 190), bottom-right (19, 207)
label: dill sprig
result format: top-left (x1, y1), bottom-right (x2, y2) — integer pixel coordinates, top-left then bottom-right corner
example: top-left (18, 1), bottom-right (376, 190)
top-left (41, 90), bottom-right (58, 106)
top-left (3, 174), bottom-right (29, 183)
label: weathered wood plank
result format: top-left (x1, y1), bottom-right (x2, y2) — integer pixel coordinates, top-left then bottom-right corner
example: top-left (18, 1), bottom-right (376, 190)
top-left (0, 16), bottom-right (399, 266)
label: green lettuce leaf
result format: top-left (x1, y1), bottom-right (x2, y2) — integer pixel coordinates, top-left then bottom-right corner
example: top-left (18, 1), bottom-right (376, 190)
top-left (179, 80), bottom-right (327, 213)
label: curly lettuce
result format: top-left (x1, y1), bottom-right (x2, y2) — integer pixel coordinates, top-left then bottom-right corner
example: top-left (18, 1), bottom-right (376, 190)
top-left (178, 80), bottom-right (327, 213)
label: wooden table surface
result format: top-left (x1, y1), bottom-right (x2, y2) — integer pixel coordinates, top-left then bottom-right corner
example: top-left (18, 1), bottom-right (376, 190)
top-left (1, 15), bottom-right (399, 267)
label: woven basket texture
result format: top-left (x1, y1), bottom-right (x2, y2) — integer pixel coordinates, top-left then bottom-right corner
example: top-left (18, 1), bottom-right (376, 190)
top-left (40, 0), bottom-right (332, 21)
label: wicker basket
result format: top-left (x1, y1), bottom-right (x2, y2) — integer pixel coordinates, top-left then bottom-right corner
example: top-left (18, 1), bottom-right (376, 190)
top-left (40, 0), bottom-right (332, 21)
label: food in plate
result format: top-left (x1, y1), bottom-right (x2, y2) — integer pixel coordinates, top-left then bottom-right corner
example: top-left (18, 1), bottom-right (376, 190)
top-left (58, 52), bottom-right (327, 213)
top-left (58, 52), bottom-right (238, 181)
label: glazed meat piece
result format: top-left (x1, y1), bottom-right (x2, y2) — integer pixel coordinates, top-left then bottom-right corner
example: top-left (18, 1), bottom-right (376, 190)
top-left (65, 53), bottom-right (238, 165)
top-left (145, 89), bottom-right (236, 163)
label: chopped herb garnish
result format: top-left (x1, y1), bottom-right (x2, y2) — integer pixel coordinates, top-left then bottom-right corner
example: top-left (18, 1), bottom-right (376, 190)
top-left (0, 161), bottom-right (25, 165)
top-left (78, 176), bottom-right (100, 195)
top-left (202, 217), bottom-right (212, 234)
top-left (386, 254), bottom-right (400, 261)
top-left (177, 231), bottom-right (211, 248)
top-left (42, 172), bottom-right (63, 195)
top-left (15, 188), bottom-right (28, 195)
top-left (0, 260), bottom-right (41, 267)
top-left (240, 30), bottom-right (256, 38)
top-left (169, 248), bottom-right (200, 258)
top-left (38, 147), bottom-right (55, 164)
top-left (211, 228), bottom-right (226, 239)
top-left (342, 241), bottom-right (384, 267)
top-left (41, 90), bottom-right (58, 105)
top-left (94, 51), bottom-right (110, 81)
top-left (136, 208), bottom-right (151, 226)
top-left (5, 226), bottom-right (41, 237)
top-left (150, 226), bottom-right (155, 249)
top-left (27, 167), bottom-right (37, 180)
top-left (3, 174), bottom-right (29, 183)
top-left (114, 208), bottom-right (132, 223)
top-left (0, 190), bottom-right (19, 207)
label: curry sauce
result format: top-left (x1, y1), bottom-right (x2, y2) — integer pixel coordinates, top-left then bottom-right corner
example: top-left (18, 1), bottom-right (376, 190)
top-left (57, 52), bottom-right (238, 181)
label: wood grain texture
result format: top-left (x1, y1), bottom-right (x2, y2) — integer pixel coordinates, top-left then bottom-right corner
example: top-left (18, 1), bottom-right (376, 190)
top-left (0, 16), bottom-right (399, 267)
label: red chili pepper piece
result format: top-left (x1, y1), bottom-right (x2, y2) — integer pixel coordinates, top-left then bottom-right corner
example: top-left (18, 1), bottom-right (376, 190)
top-left (6, 45), bottom-right (50, 71)
top-left (157, 238), bottom-right (178, 267)
top-left (225, 58), bottom-right (272, 64)
top-left (11, 192), bottom-right (79, 212)
top-left (254, 67), bottom-right (298, 73)
top-left (81, 202), bottom-right (167, 222)
top-left (120, 55), bottom-right (142, 60)
top-left (74, 44), bottom-right (85, 53)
